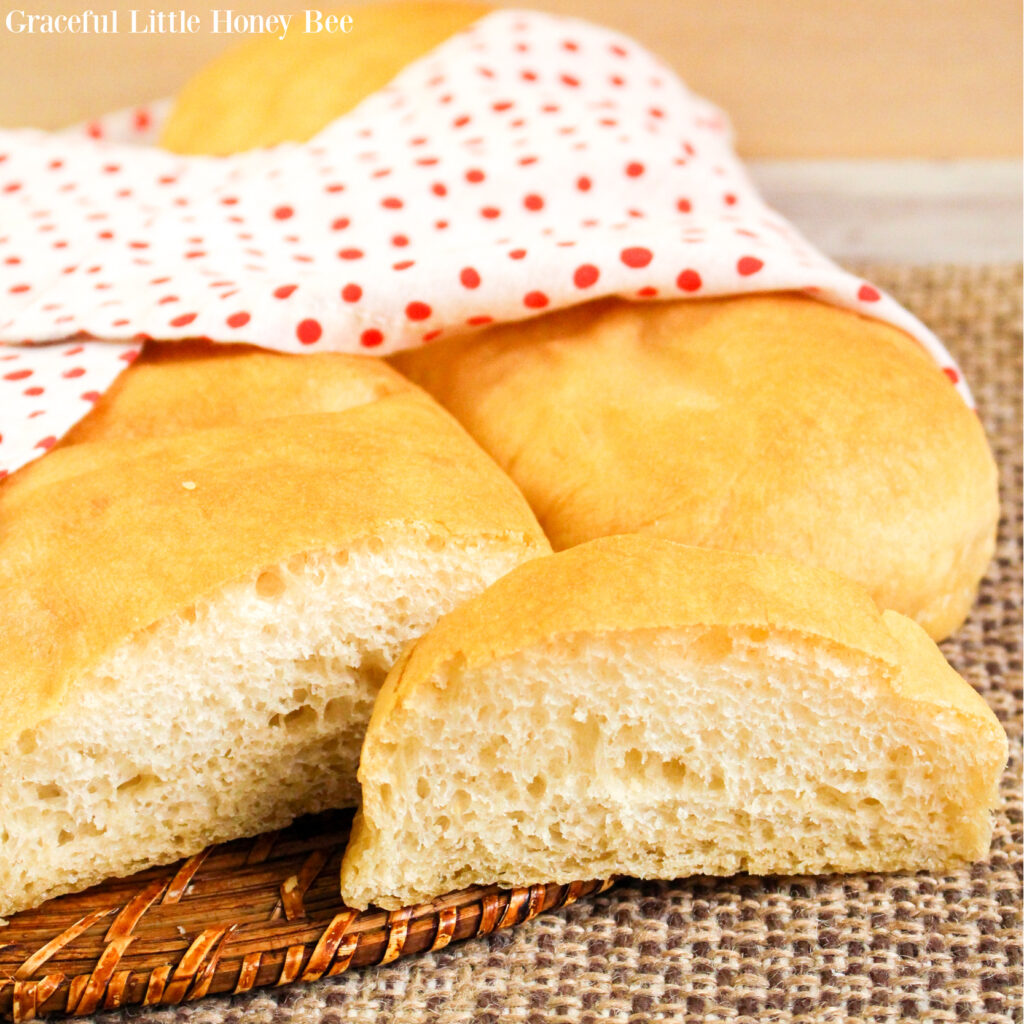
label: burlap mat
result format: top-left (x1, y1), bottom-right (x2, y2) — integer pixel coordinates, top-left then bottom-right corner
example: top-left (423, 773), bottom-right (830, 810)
top-left (106, 265), bottom-right (1023, 1024)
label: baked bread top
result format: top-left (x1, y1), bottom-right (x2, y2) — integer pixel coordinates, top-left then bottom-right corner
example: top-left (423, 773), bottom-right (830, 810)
top-left (0, 391), bottom-right (549, 748)
top-left (60, 341), bottom-right (414, 446)
top-left (160, 2), bottom-right (489, 154)
top-left (391, 294), bottom-right (998, 639)
top-left (373, 534), bottom-right (996, 731)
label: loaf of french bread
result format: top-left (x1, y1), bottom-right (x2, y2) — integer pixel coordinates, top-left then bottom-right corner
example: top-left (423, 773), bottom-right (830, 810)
top-left (392, 295), bottom-right (998, 641)
top-left (0, 375), bottom-right (548, 921)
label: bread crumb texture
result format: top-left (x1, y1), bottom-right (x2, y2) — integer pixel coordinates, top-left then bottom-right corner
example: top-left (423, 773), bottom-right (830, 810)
top-left (0, 360), bottom-right (549, 920)
top-left (342, 537), bottom-right (1007, 909)
top-left (0, 535), bottom-right (529, 919)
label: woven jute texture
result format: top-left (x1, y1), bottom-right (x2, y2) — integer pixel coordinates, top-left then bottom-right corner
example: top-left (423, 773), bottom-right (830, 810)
top-left (97, 265), bottom-right (1022, 1024)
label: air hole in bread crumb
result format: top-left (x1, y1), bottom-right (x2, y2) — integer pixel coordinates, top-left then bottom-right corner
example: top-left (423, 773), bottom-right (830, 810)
top-left (366, 536), bottom-right (385, 556)
top-left (323, 697), bottom-right (351, 726)
top-left (416, 777), bottom-right (430, 799)
top-left (56, 821), bottom-right (103, 846)
top-left (426, 535), bottom-right (447, 553)
top-left (816, 785), bottom-right (857, 812)
top-left (256, 569), bottom-right (286, 600)
top-left (479, 737), bottom-right (508, 769)
top-left (527, 776), bottom-right (546, 798)
top-left (17, 731), bottom-right (38, 755)
top-left (35, 783), bottom-right (63, 800)
top-left (281, 705), bottom-right (318, 733)
top-left (117, 772), bottom-right (161, 794)
top-left (692, 628), bottom-right (735, 662)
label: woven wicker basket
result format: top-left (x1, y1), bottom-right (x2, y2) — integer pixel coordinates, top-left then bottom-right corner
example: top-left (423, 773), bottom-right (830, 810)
top-left (0, 810), bottom-right (613, 1021)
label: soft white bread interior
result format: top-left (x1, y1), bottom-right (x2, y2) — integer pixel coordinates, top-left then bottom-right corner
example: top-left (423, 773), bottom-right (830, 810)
top-left (391, 295), bottom-right (999, 641)
top-left (341, 536), bottom-right (1007, 910)
top-left (0, 391), bottom-right (549, 920)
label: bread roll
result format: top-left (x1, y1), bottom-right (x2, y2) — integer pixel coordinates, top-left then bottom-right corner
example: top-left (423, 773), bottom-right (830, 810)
top-left (392, 296), bottom-right (998, 640)
top-left (0, 389), bottom-right (549, 921)
top-left (6, 346), bottom-right (421, 500)
top-left (341, 536), bottom-right (1006, 910)
top-left (160, 2), bottom-right (488, 154)
top-left (60, 341), bottom-right (413, 446)
top-left (158, 5), bottom-right (996, 640)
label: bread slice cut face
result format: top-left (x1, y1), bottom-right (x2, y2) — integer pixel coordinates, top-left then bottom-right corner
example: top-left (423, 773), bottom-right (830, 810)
top-left (341, 536), bottom-right (1007, 910)
top-left (0, 391), bottom-right (549, 920)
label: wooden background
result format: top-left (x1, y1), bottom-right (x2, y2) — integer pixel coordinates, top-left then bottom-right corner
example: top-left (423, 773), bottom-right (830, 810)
top-left (0, 0), bottom-right (1020, 157)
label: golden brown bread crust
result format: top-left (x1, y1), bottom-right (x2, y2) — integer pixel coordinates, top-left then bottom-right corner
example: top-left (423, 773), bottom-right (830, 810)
top-left (159, 2), bottom-right (489, 154)
top-left (60, 341), bottom-right (414, 446)
top-left (391, 295), bottom-right (999, 639)
top-left (0, 392), bottom-right (549, 748)
top-left (370, 536), bottom-right (1000, 735)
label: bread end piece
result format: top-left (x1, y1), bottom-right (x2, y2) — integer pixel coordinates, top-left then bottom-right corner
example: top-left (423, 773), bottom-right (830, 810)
top-left (341, 537), bottom-right (1006, 910)
top-left (0, 392), bottom-right (549, 920)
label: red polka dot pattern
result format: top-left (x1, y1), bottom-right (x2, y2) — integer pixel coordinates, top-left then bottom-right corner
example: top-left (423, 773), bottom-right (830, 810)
top-left (296, 319), bottom-right (322, 345)
top-left (621, 247), bottom-right (653, 269)
top-left (0, 13), bottom-right (971, 475)
top-left (405, 301), bottom-right (433, 321)
top-left (676, 268), bottom-right (702, 292)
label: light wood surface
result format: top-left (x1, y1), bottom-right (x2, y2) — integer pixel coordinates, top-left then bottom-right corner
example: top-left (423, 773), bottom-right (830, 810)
top-left (0, 0), bottom-right (1020, 157)
top-left (751, 161), bottom-right (1023, 263)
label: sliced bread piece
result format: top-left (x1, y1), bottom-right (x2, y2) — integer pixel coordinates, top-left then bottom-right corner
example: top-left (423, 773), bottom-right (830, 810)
top-left (0, 391), bottom-right (549, 920)
top-left (341, 536), bottom-right (1006, 910)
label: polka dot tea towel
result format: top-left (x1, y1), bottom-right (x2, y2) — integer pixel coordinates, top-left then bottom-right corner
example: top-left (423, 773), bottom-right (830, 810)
top-left (0, 10), bottom-right (968, 477)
